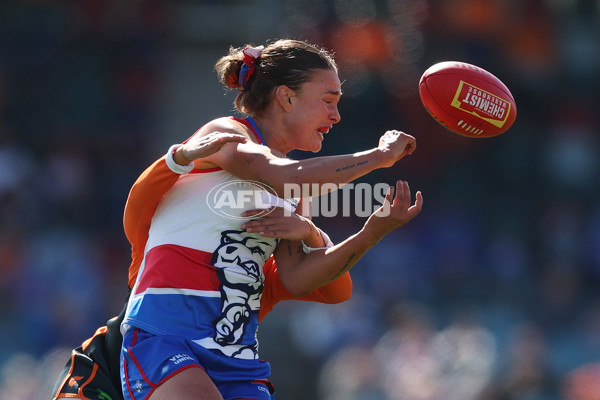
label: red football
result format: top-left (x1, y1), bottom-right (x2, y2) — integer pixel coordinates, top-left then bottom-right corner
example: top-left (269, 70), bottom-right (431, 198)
top-left (419, 61), bottom-right (517, 138)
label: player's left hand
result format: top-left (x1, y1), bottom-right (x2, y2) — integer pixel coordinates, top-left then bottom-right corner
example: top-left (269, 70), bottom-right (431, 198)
top-left (179, 132), bottom-right (247, 163)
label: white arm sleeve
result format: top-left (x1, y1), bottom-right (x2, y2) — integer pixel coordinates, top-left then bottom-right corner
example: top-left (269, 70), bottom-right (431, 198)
top-left (301, 228), bottom-right (334, 254)
top-left (165, 144), bottom-right (194, 175)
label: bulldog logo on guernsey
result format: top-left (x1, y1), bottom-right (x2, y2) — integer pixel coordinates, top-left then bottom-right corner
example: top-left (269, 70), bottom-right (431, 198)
top-left (451, 81), bottom-right (512, 128)
top-left (206, 180), bottom-right (278, 219)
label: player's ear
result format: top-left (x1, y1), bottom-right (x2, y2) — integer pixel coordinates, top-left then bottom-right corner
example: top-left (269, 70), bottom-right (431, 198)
top-left (275, 85), bottom-right (295, 112)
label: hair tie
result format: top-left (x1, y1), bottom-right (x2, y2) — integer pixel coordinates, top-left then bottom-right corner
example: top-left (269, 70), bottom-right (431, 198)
top-left (239, 45), bottom-right (264, 89)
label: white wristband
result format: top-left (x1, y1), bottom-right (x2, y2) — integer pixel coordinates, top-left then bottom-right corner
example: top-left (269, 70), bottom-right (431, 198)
top-left (166, 144), bottom-right (194, 174)
top-left (301, 229), bottom-right (334, 254)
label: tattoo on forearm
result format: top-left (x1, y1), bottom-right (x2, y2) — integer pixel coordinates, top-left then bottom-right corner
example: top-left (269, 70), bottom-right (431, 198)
top-left (246, 155), bottom-right (255, 164)
top-left (332, 253), bottom-right (356, 280)
top-left (286, 240), bottom-right (293, 257)
top-left (336, 164), bottom-right (354, 172)
top-left (335, 160), bottom-right (368, 173)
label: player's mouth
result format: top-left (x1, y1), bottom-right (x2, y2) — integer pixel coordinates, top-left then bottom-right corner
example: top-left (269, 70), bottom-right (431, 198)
top-left (317, 127), bottom-right (330, 140)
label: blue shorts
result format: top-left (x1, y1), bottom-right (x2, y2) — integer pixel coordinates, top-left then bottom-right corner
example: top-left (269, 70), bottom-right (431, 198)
top-left (120, 328), bottom-right (275, 400)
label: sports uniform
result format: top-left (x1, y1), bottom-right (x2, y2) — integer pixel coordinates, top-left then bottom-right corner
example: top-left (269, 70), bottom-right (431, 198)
top-left (120, 117), bottom-right (342, 400)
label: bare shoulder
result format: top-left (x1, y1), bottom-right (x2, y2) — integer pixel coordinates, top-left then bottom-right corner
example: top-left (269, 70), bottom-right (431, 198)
top-left (199, 116), bottom-right (270, 169)
top-left (197, 117), bottom-right (255, 141)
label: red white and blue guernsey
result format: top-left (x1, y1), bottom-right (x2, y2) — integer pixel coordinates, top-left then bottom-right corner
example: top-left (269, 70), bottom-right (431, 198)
top-left (121, 118), bottom-right (297, 382)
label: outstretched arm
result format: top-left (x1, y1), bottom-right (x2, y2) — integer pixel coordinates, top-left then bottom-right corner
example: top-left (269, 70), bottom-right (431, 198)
top-left (187, 117), bottom-right (417, 197)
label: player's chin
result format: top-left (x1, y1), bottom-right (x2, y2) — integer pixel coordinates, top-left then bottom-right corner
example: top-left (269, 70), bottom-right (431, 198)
top-left (309, 141), bottom-right (323, 153)
top-left (309, 134), bottom-right (324, 152)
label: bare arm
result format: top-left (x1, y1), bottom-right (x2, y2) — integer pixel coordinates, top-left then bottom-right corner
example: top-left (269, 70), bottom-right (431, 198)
top-left (198, 118), bottom-right (416, 197)
top-left (219, 143), bottom-right (385, 196)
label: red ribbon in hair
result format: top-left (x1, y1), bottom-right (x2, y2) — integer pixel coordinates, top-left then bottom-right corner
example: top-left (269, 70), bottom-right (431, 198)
top-left (239, 46), bottom-right (264, 89)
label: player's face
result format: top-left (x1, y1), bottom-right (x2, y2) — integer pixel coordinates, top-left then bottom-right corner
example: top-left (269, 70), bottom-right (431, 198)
top-left (288, 68), bottom-right (342, 153)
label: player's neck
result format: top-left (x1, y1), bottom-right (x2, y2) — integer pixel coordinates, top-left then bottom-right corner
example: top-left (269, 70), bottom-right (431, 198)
top-left (252, 116), bottom-right (293, 155)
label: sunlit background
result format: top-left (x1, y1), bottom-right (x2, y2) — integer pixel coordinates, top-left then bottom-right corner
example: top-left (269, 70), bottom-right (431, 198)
top-left (1, 1), bottom-right (600, 399)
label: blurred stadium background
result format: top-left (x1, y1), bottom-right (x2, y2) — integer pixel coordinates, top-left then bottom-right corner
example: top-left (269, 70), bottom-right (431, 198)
top-left (1, 0), bottom-right (600, 399)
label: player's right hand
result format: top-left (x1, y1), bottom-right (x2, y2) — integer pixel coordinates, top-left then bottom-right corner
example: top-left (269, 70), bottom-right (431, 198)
top-left (377, 130), bottom-right (416, 167)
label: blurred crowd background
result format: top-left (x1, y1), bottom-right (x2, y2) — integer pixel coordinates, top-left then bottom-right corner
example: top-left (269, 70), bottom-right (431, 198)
top-left (1, 0), bottom-right (600, 399)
